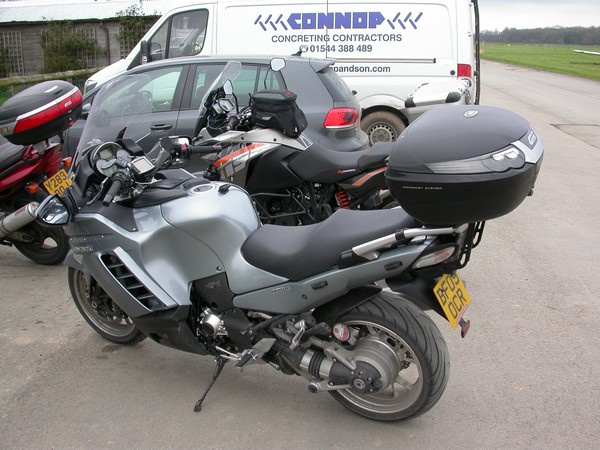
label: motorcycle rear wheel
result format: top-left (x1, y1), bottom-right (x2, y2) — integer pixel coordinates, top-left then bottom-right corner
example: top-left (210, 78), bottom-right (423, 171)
top-left (13, 223), bottom-right (69, 265)
top-left (68, 267), bottom-right (146, 345)
top-left (329, 292), bottom-right (449, 421)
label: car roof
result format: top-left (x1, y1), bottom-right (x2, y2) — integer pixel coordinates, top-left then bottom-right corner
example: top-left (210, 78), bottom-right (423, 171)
top-left (82, 55), bottom-right (336, 101)
top-left (128, 54), bottom-right (335, 74)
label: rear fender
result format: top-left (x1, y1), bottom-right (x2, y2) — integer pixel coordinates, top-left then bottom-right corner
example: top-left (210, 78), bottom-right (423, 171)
top-left (313, 285), bottom-right (381, 324)
top-left (385, 276), bottom-right (446, 320)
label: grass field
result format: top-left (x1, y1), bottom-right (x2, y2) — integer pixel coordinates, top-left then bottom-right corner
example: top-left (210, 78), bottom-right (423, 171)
top-left (480, 44), bottom-right (600, 82)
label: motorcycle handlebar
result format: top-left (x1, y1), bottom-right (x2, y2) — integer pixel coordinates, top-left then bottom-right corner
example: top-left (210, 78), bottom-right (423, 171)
top-left (102, 177), bottom-right (124, 207)
top-left (188, 144), bottom-right (222, 155)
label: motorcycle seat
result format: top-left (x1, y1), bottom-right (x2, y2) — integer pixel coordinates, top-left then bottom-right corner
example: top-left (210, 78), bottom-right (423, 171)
top-left (242, 207), bottom-right (418, 281)
top-left (289, 142), bottom-right (392, 184)
top-left (0, 141), bottom-right (26, 174)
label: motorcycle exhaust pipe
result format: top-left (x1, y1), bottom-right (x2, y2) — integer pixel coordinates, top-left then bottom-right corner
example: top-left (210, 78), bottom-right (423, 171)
top-left (0, 202), bottom-right (39, 238)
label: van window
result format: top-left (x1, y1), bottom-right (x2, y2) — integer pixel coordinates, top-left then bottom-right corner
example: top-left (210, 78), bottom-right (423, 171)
top-left (148, 9), bottom-right (209, 62)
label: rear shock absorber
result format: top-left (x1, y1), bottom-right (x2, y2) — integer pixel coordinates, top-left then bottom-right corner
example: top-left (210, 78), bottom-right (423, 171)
top-left (335, 190), bottom-right (351, 208)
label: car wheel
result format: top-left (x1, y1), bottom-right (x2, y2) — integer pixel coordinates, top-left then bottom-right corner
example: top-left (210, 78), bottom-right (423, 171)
top-left (362, 111), bottom-right (406, 145)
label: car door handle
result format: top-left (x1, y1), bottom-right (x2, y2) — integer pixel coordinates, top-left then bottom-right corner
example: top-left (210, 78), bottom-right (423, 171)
top-left (150, 124), bottom-right (173, 131)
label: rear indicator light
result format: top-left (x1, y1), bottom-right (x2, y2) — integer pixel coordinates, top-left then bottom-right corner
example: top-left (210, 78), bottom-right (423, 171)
top-left (457, 64), bottom-right (472, 78)
top-left (25, 182), bottom-right (39, 195)
top-left (323, 108), bottom-right (359, 129)
top-left (62, 157), bottom-right (72, 168)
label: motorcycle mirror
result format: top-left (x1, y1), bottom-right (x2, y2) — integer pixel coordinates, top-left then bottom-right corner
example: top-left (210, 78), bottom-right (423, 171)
top-left (270, 58), bottom-right (286, 72)
top-left (223, 80), bottom-right (234, 96)
top-left (36, 195), bottom-right (71, 226)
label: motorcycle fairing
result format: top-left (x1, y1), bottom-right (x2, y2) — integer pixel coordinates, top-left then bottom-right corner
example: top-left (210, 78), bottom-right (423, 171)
top-left (243, 145), bottom-right (303, 193)
top-left (233, 240), bottom-right (429, 315)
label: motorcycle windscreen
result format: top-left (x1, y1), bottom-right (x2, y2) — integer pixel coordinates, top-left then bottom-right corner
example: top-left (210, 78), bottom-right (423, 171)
top-left (73, 74), bottom-right (154, 170)
top-left (197, 61), bottom-right (243, 119)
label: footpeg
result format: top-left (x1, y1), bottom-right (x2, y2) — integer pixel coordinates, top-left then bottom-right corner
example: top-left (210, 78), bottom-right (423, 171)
top-left (235, 338), bottom-right (276, 368)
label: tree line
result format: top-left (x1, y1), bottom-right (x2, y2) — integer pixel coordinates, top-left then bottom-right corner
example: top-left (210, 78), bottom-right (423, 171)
top-left (481, 27), bottom-right (600, 46)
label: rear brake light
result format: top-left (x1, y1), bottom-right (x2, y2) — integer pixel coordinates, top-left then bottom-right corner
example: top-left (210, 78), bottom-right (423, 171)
top-left (457, 64), bottom-right (472, 78)
top-left (14, 104), bottom-right (63, 134)
top-left (413, 246), bottom-right (457, 269)
top-left (323, 108), bottom-right (359, 129)
top-left (13, 89), bottom-right (82, 134)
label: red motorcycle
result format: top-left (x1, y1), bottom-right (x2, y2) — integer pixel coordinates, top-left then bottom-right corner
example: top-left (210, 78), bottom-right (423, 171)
top-left (0, 80), bottom-right (82, 264)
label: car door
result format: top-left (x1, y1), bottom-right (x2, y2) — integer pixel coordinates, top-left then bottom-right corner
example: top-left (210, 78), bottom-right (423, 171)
top-left (64, 64), bottom-right (189, 156)
top-left (132, 65), bottom-right (188, 150)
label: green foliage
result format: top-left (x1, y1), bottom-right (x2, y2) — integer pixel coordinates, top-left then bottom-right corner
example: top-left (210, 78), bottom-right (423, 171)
top-left (480, 44), bottom-right (600, 82)
top-left (481, 27), bottom-right (600, 46)
top-left (41, 22), bottom-right (97, 73)
top-left (117, 0), bottom-right (159, 52)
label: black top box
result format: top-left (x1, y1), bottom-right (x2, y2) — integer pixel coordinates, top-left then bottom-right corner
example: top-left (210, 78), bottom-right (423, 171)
top-left (0, 80), bottom-right (82, 146)
top-left (386, 105), bottom-right (543, 225)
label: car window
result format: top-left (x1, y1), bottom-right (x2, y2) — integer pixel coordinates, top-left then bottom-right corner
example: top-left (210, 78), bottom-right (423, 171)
top-left (189, 63), bottom-right (284, 109)
top-left (317, 67), bottom-right (354, 102)
top-left (139, 66), bottom-right (184, 111)
top-left (258, 66), bottom-right (284, 91)
top-left (190, 64), bottom-right (227, 109)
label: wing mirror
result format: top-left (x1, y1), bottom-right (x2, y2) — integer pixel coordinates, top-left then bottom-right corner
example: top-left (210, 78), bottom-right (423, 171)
top-left (36, 195), bottom-right (71, 226)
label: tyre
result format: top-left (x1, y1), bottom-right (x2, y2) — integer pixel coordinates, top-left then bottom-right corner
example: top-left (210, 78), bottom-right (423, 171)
top-left (68, 267), bottom-right (146, 345)
top-left (13, 223), bottom-right (69, 265)
top-left (361, 111), bottom-right (406, 145)
top-left (329, 292), bottom-right (449, 421)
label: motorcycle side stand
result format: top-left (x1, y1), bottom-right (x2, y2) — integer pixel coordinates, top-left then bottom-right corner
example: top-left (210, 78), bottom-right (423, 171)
top-left (194, 357), bottom-right (227, 412)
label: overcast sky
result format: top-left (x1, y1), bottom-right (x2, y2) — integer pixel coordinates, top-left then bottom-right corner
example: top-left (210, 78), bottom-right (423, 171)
top-left (479, 0), bottom-right (600, 31)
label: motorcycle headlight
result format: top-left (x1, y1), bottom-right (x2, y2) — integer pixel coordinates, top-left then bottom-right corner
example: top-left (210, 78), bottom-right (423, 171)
top-left (36, 195), bottom-right (71, 226)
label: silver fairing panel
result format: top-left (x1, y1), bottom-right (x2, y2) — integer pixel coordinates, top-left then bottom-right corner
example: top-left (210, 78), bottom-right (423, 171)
top-left (233, 241), bottom-right (428, 314)
top-left (67, 182), bottom-right (286, 317)
top-left (160, 183), bottom-right (286, 294)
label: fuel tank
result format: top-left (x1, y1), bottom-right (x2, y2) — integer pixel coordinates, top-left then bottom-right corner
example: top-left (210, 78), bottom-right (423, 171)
top-left (68, 181), bottom-right (286, 318)
top-left (160, 181), bottom-right (287, 294)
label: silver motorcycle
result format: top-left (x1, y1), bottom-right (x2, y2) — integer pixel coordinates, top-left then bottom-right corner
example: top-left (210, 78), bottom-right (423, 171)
top-left (37, 70), bottom-right (543, 421)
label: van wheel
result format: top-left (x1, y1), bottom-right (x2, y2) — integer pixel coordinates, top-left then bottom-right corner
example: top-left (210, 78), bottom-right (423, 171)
top-left (362, 111), bottom-right (406, 145)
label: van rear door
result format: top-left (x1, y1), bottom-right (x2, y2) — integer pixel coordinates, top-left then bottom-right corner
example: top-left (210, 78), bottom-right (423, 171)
top-left (324, 0), bottom-right (458, 79)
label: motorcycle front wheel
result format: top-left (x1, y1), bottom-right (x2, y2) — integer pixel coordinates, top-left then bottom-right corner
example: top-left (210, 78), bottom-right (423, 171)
top-left (68, 267), bottom-right (146, 345)
top-left (329, 292), bottom-right (449, 421)
top-left (13, 223), bottom-right (69, 265)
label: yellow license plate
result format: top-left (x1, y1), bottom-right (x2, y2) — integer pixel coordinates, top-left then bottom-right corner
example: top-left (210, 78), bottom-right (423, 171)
top-left (43, 169), bottom-right (72, 196)
top-left (434, 273), bottom-right (472, 329)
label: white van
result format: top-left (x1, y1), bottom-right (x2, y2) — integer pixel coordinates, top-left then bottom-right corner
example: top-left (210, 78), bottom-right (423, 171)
top-left (85, 0), bottom-right (480, 143)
